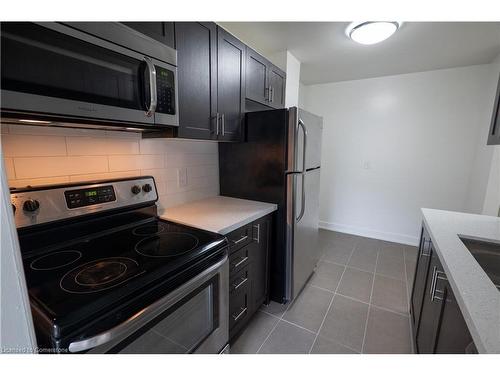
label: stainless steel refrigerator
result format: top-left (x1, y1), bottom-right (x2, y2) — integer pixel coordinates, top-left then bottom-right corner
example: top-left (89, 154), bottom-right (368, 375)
top-left (219, 107), bottom-right (323, 303)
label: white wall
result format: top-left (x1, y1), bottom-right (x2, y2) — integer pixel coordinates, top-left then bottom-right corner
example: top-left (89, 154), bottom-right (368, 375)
top-left (301, 64), bottom-right (498, 245)
top-left (1, 125), bottom-right (220, 212)
top-left (482, 60), bottom-right (500, 216)
top-left (284, 52), bottom-right (301, 108)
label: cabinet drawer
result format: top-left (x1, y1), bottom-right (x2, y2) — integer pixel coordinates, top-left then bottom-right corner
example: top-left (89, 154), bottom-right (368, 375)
top-left (229, 280), bottom-right (249, 330)
top-left (229, 245), bottom-right (250, 275)
top-left (227, 224), bottom-right (252, 253)
top-left (230, 265), bottom-right (250, 294)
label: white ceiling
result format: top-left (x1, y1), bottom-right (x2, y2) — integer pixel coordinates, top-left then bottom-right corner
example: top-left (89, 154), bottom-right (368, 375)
top-left (219, 22), bottom-right (500, 85)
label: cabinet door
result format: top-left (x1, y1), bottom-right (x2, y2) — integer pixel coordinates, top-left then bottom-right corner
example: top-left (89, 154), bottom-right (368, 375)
top-left (175, 22), bottom-right (217, 140)
top-left (217, 27), bottom-right (245, 142)
top-left (249, 215), bottom-right (271, 314)
top-left (410, 227), bottom-right (433, 333)
top-left (246, 47), bottom-right (269, 106)
top-left (415, 251), bottom-right (446, 353)
top-left (434, 281), bottom-right (474, 353)
top-left (123, 22), bottom-right (175, 48)
top-left (487, 73), bottom-right (500, 145)
top-left (268, 65), bottom-right (286, 109)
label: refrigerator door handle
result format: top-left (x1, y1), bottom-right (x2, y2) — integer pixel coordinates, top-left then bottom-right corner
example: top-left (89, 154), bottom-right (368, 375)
top-left (297, 119), bottom-right (307, 173)
top-left (296, 173), bottom-right (306, 222)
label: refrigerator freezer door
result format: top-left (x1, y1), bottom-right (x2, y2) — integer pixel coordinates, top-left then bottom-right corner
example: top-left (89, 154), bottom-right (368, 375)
top-left (296, 108), bottom-right (323, 170)
top-left (289, 167), bottom-right (322, 300)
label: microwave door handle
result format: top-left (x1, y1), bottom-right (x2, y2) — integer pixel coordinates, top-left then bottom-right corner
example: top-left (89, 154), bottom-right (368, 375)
top-left (143, 56), bottom-right (157, 117)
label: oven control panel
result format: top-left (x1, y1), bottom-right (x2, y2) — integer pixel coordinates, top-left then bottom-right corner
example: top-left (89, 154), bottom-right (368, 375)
top-left (64, 185), bottom-right (116, 209)
top-left (10, 176), bottom-right (158, 229)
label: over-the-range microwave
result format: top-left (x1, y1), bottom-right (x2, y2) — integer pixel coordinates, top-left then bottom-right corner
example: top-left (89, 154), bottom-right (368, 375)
top-left (0, 22), bottom-right (178, 133)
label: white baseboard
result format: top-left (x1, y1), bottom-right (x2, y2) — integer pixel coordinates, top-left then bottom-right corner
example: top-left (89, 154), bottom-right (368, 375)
top-left (319, 221), bottom-right (419, 246)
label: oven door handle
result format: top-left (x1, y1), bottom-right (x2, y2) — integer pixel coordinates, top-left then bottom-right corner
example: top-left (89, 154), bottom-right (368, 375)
top-left (68, 254), bottom-right (228, 353)
top-left (143, 56), bottom-right (157, 117)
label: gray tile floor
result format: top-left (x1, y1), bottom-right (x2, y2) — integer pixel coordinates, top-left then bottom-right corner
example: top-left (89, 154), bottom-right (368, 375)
top-left (231, 230), bottom-right (418, 354)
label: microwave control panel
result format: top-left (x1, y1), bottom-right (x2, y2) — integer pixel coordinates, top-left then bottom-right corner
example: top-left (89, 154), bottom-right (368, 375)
top-left (156, 66), bottom-right (175, 115)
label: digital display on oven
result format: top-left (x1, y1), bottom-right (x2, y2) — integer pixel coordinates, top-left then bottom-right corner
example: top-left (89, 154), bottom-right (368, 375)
top-left (64, 185), bottom-right (116, 209)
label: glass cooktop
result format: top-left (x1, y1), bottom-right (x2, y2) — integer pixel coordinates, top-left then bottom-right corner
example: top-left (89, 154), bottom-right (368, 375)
top-left (22, 219), bottom-right (227, 339)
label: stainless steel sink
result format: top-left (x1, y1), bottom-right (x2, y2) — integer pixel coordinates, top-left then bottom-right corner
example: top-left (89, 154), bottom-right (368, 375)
top-left (460, 237), bottom-right (500, 290)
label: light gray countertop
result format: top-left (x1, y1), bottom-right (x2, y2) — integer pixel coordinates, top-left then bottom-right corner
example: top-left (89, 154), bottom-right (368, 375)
top-left (159, 195), bottom-right (277, 235)
top-left (421, 208), bottom-right (500, 353)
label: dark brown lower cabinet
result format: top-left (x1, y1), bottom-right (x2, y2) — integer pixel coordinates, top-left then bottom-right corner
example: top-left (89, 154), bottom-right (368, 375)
top-left (410, 227), bottom-right (433, 333)
top-left (411, 224), bottom-right (475, 353)
top-left (228, 214), bottom-right (272, 340)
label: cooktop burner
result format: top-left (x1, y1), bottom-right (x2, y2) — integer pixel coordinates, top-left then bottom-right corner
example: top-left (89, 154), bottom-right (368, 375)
top-left (60, 257), bottom-right (142, 294)
top-left (135, 233), bottom-right (200, 258)
top-left (132, 222), bottom-right (166, 236)
top-left (30, 250), bottom-right (82, 271)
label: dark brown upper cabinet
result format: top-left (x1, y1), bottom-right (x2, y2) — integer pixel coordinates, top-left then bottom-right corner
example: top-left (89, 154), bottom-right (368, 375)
top-left (175, 22), bottom-right (218, 140)
top-left (122, 22), bottom-right (175, 49)
top-left (487, 73), bottom-right (500, 145)
top-left (268, 65), bottom-right (286, 108)
top-left (245, 47), bottom-right (286, 109)
top-left (246, 48), bottom-right (270, 105)
top-left (216, 27), bottom-right (246, 142)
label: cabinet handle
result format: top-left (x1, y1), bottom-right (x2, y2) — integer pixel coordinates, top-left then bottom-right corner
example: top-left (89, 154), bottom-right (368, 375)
top-left (232, 235), bottom-right (248, 245)
top-left (232, 307), bottom-right (247, 322)
top-left (269, 86), bottom-right (274, 103)
top-left (420, 238), bottom-right (431, 258)
top-left (215, 112), bottom-right (220, 135)
top-left (252, 224), bottom-right (260, 243)
top-left (221, 113), bottom-right (225, 136)
top-left (231, 256), bottom-right (248, 270)
top-left (232, 277), bottom-right (248, 291)
top-left (265, 87), bottom-right (270, 102)
top-left (430, 266), bottom-right (448, 302)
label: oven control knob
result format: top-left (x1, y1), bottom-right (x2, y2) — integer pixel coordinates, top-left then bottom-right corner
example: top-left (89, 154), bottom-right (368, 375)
top-left (23, 199), bottom-right (40, 213)
top-left (142, 183), bottom-right (152, 193)
top-left (131, 185), bottom-right (141, 195)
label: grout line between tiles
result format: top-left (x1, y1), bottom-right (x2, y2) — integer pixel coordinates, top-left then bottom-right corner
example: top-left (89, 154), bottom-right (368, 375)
top-left (403, 248), bottom-right (415, 354)
top-left (361, 249), bottom-right (379, 353)
top-left (256, 294), bottom-right (295, 353)
top-left (307, 241), bottom-right (357, 354)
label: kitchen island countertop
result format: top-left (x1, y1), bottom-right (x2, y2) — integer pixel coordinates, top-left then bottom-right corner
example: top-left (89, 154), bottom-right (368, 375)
top-left (421, 208), bottom-right (500, 353)
top-left (159, 195), bottom-right (277, 235)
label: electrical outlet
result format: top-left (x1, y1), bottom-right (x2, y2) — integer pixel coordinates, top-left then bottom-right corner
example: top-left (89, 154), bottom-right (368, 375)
top-left (177, 168), bottom-right (188, 188)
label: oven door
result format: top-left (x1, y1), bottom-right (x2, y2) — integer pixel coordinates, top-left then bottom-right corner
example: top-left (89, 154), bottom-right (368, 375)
top-left (67, 255), bottom-right (228, 354)
top-left (1, 22), bottom-right (176, 128)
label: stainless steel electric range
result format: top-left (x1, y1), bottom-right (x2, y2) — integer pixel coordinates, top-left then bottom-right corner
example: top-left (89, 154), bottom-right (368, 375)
top-left (11, 176), bottom-right (229, 354)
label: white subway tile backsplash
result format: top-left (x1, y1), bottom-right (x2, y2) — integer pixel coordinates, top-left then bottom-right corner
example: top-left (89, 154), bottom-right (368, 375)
top-left (66, 136), bottom-right (139, 156)
top-left (2, 125), bottom-right (219, 210)
top-left (68, 170), bottom-right (141, 183)
top-left (2, 134), bottom-right (67, 157)
top-left (9, 176), bottom-right (70, 189)
top-left (14, 156), bottom-right (108, 178)
top-left (188, 164), bottom-right (218, 179)
top-left (108, 154), bottom-right (164, 172)
top-left (139, 139), bottom-right (168, 154)
top-left (3, 158), bottom-right (16, 179)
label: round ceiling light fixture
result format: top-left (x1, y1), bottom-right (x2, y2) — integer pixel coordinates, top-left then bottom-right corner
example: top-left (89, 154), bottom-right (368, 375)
top-left (346, 21), bottom-right (401, 45)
